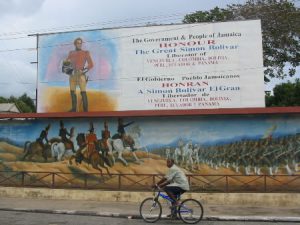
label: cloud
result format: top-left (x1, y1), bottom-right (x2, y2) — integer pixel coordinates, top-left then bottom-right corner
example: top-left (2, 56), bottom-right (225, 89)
top-left (0, 57), bottom-right (36, 97)
top-left (0, 0), bottom-right (45, 18)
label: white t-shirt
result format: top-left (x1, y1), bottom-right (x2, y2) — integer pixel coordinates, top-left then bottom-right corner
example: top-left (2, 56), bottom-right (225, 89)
top-left (165, 164), bottom-right (190, 191)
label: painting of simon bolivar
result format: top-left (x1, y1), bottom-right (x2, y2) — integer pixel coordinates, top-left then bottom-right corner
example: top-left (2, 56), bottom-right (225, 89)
top-left (37, 30), bottom-right (119, 113)
top-left (0, 115), bottom-right (300, 190)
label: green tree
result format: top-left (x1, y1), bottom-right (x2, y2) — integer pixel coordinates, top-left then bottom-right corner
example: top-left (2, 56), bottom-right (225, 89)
top-left (18, 94), bottom-right (36, 112)
top-left (0, 94), bottom-right (36, 113)
top-left (0, 97), bottom-right (7, 103)
top-left (266, 79), bottom-right (300, 106)
top-left (183, 0), bottom-right (300, 82)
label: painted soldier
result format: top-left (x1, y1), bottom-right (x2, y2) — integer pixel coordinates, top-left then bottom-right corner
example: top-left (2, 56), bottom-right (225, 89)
top-left (62, 37), bottom-right (94, 112)
top-left (59, 120), bottom-right (75, 153)
top-left (101, 121), bottom-right (111, 155)
top-left (86, 122), bottom-right (97, 159)
top-left (116, 118), bottom-right (135, 148)
top-left (36, 124), bottom-right (51, 156)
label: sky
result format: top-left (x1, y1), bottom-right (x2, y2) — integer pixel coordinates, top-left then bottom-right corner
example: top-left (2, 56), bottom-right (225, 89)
top-left (0, 0), bottom-right (298, 100)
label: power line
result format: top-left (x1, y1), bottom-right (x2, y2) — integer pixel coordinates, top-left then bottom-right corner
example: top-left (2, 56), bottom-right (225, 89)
top-left (0, 12), bottom-right (187, 38)
top-left (0, 15), bottom-right (184, 42)
top-left (0, 6), bottom-right (298, 41)
top-left (0, 36), bottom-right (32, 41)
top-left (0, 9), bottom-right (299, 54)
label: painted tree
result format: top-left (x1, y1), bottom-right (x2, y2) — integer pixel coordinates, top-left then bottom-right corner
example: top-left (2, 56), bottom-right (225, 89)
top-left (183, 0), bottom-right (300, 82)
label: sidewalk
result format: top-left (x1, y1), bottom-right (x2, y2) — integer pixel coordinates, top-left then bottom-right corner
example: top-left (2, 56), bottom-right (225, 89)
top-left (0, 197), bottom-right (300, 222)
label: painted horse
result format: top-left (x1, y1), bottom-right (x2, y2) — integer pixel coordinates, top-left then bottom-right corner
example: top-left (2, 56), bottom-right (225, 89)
top-left (69, 133), bottom-right (111, 177)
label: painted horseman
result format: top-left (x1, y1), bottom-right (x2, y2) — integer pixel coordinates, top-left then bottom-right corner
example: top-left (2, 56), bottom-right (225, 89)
top-left (174, 147), bottom-right (181, 164)
top-left (184, 140), bottom-right (194, 170)
top-left (193, 144), bottom-right (200, 169)
top-left (86, 122), bottom-right (98, 159)
top-left (114, 118), bottom-right (135, 150)
top-left (198, 145), bottom-right (206, 164)
top-left (59, 120), bottom-right (75, 153)
top-left (100, 121), bottom-right (111, 157)
top-left (165, 146), bottom-right (171, 159)
top-left (36, 124), bottom-right (51, 157)
top-left (176, 138), bottom-right (185, 165)
top-left (69, 133), bottom-right (111, 177)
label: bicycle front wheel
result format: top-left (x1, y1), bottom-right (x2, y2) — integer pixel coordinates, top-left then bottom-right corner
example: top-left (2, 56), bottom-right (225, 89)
top-left (178, 199), bottom-right (204, 224)
top-left (139, 197), bottom-right (162, 223)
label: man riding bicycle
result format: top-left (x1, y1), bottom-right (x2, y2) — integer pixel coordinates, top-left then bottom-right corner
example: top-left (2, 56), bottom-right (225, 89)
top-left (154, 159), bottom-right (190, 217)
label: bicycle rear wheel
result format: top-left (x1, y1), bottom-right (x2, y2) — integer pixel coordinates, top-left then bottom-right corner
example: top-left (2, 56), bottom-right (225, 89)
top-left (178, 199), bottom-right (204, 224)
top-left (139, 197), bottom-right (162, 223)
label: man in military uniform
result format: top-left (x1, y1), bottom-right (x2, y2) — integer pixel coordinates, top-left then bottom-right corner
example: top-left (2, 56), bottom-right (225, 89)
top-left (101, 121), bottom-right (111, 155)
top-left (36, 124), bottom-right (51, 157)
top-left (62, 37), bottom-right (94, 112)
top-left (86, 122), bottom-right (97, 159)
top-left (59, 121), bottom-right (75, 153)
top-left (116, 118), bottom-right (135, 149)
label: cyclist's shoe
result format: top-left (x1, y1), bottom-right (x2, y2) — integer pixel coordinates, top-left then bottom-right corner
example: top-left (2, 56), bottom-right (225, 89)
top-left (166, 213), bottom-right (178, 219)
top-left (169, 205), bottom-right (177, 210)
top-left (167, 205), bottom-right (179, 219)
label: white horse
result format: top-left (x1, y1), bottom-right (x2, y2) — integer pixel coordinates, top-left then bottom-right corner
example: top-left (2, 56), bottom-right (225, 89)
top-left (106, 125), bottom-right (142, 166)
top-left (193, 144), bottom-right (200, 168)
top-left (174, 147), bottom-right (180, 164)
top-left (182, 141), bottom-right (194, 169)
top-left (106, 139), bottom-right (140, 166)
top-left (51, 127), bottom-right (76, 161)
top-left (177, 139), bottom-right (185, 164)
top-left (165, 147), bottom-right (171, 159)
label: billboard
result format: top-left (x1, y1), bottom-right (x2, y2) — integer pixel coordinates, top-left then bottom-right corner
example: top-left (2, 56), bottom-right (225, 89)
top-left (37, 20), bottom-right (264, 112)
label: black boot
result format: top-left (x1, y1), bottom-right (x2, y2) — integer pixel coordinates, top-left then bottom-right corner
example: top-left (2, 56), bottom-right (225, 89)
top-left (69, 91), bottom-right (77, 112)
top-left (81, 91), bottom-right (88, 112)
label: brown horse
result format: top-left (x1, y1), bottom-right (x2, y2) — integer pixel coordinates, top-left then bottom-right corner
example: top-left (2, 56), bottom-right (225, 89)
top-left (69, 133), bottom-right (111, 177)
top-left (95, 139), bottom-right (114, 167)
top-left (22, 141), bottom-right (51, 162)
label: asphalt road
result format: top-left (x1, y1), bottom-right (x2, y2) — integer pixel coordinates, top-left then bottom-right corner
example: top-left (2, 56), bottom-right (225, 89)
top-left (0, 211), bottom-right (299, 225)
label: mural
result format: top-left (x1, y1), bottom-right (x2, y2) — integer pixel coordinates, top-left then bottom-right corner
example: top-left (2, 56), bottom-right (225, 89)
top-left (0, 114), bottom-right (300, 190)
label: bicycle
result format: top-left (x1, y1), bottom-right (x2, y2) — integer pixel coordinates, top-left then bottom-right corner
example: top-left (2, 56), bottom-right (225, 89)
top-left (139, 186), bottom-right (204, 224)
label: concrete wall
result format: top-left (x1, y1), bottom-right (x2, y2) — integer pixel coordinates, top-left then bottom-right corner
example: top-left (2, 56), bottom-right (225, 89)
top-left (0, 187), bottom-right (299, 207)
